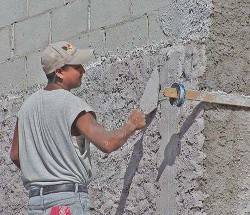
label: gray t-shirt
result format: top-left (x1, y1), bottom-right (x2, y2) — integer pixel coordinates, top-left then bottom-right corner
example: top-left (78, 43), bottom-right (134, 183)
top-left (18, 89), bottom-right (94, 190)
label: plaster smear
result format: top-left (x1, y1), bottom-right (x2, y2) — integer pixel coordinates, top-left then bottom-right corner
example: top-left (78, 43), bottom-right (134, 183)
top-left (155, 43), bottom-right (207, 214)
top-left (139, 67), bottom-right (160, 115)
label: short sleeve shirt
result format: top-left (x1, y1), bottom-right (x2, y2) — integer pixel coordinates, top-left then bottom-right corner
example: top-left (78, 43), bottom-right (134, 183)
top-left (18, 89), bottom-right (94, 190)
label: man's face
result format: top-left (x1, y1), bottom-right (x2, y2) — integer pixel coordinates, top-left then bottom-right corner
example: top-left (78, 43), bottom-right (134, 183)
top-left (62, 64), bottom-right (85, 89)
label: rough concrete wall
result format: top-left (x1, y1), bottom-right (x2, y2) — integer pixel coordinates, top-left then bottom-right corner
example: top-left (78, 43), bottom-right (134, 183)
top-left (199, 0), bottom-right (250, 214)
top-left (0, 0), bottom-right (213, 214)
top-left (0, 94), bottom-right (28, 214)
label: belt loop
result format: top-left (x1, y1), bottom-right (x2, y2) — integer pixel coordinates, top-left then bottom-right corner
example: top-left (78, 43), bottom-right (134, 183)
top-left (74, 183), bottom-right (78, 193)
top-left (40, 187), bottom-right (43, 197)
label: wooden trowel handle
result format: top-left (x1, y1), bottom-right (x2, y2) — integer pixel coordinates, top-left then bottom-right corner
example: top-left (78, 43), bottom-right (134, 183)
top-left (163, 88), bottom-right (250, 108)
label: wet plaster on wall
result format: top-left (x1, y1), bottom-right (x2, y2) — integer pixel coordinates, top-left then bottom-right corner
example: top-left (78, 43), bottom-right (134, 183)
top-left (154, 8), bottom-right (211, 213)
top-left (155, 44), bottom-right (207, 215)
top-left (198, 0), bottom-right (250, 214)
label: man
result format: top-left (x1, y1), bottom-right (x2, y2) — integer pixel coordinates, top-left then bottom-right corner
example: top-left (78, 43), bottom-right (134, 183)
top-left (10, 41), bottom-right (146, 215)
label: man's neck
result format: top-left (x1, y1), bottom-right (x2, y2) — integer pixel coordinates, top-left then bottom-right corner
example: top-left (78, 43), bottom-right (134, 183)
top-left (44, 83), bottom-right (69, 91)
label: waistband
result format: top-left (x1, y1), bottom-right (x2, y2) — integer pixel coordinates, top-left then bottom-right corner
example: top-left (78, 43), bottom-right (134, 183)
top-left (29, 183), bottom-right (88, 198)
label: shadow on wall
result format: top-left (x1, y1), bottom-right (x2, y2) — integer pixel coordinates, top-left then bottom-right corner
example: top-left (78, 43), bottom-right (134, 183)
top-left (114, 102), bottom-right (205, 214)
top-left (156, 102), bottom-right (205, 182)
top-left (115, 110), bottom-right (157, 215)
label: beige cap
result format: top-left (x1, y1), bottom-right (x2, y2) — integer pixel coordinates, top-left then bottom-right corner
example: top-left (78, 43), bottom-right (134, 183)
top-left (41, 41), bottom-right (93, 74)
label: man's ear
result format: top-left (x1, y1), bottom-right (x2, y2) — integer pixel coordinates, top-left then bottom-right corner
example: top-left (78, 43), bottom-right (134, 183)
top-left (55, 68), bottom-right (64, 80)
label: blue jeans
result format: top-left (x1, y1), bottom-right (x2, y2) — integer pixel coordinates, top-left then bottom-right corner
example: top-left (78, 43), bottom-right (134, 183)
top-left (28, 191), bottom-right (91, 215)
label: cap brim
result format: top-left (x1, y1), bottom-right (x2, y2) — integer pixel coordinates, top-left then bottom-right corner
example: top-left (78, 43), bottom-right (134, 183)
top-left (67, 49), bottom-right (94, 65)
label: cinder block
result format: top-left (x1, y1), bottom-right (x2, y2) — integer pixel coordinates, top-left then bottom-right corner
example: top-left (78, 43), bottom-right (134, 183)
top-left (91, 0), bottom-right (130, 29)
top-left (105, 17), bottom-right (148, 54)
top-left (28, 0), bottom-right (63, 17)
top-left (26, 51), bottom-right (47, 88)
top-left (15, 13), bottom-right (50, 56)
top-left (148, 14), bottom-right (168, 43)
top-left (51, 0), bottom-right (88, 42)
top-left (131, 0), bottom-right (170, 16)
top-left (0, 27), bottom-right (11, 63)
top-left (0, 58), bottom-right (26, 94)
top-left (0, 0), bottom-right (26, 28)
top-left (70, 30), bottom-right (106, 58)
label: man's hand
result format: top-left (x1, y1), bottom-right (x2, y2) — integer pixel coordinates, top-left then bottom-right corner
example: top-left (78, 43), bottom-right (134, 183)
top-left (128, 109), bottom-right (146, 130)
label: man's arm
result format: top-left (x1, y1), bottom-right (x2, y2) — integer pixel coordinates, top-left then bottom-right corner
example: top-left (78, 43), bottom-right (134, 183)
top-left (10, 119), bottom-right (20, 169)
top-left (74, 109), bottom-right (146, 153)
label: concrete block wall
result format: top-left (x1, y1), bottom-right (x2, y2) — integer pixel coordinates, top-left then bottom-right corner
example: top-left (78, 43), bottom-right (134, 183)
top-left (0, 26), bottom-right (11, 63)
top-left (0, 0), bottom-right (211, 94)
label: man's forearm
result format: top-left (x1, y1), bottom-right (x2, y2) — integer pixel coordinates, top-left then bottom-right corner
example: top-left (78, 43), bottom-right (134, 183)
top-left (75, 110), bottom-right (145, 153)
top-left (104, 120), bottom-right (137, 153)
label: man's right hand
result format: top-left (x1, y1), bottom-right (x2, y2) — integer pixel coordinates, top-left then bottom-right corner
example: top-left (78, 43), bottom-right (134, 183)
top-left (128, 109), bottom-right (146, 130)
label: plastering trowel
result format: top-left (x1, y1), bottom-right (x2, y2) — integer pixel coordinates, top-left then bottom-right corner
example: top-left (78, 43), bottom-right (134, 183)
top-left (139, 68), bottom-right (160, 116)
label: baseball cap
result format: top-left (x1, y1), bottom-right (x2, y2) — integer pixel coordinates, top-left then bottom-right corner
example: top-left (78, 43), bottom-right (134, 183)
top-left (41, 41), bottom-right (93, 74)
